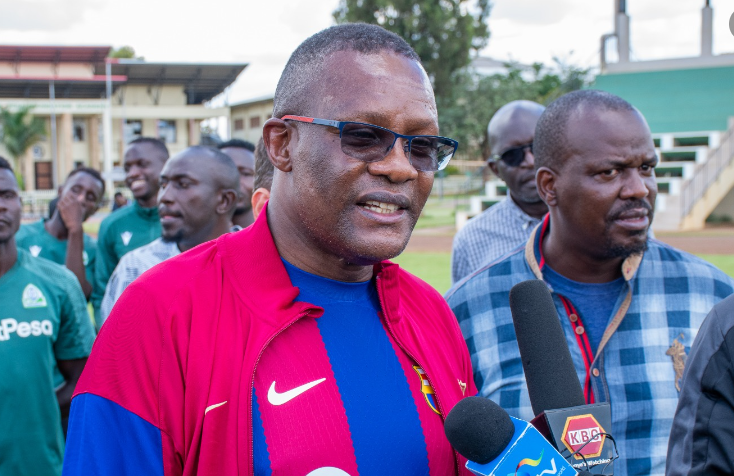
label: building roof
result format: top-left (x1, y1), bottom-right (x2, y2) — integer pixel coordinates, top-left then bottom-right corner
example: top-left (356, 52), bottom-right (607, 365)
top-left (0, 45), bottom-right (247, 103)
top-left (230, 93), bottom-right (275, 109)
top-left (0, 77), bottom-right (126, 100)
top-left (0, 45), bottom-right (111, 63)
top-left (96, 60), bottom-right (248, 104)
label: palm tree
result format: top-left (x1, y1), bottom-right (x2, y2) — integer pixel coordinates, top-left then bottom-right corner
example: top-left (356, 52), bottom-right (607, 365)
top-left (0, 106), bottom-right (47, 190)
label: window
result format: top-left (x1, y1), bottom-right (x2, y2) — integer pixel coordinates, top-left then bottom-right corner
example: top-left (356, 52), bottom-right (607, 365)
top-left (249, 116), bottom-right (261, 129)
top-left (73, 118), bottom-right (86, 142)
top-left (158, 120), bottom-right (177, 144)
top-left (234, 118), bottom-right (244, 131)
top-left (124, 120), bottom-right (143, 145)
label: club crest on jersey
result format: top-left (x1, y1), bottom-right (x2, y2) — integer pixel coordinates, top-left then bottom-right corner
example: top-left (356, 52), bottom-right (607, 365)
top-left (22, 284), bottom-right (48, 308)
top-left (413, 366), bottom-right (440, 415)
top-left (121, 231), bottom-right (133, 246)
top-left (82, 251), bottom-right (89, 266)
top-left (666, 333), bottom-right (688, 392)
top-left (29, 245), bottom-right (42, 257)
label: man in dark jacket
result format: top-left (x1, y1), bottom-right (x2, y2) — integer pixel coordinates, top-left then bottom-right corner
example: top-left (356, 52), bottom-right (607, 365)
top-left (667, 293), bottom-right (734, 475)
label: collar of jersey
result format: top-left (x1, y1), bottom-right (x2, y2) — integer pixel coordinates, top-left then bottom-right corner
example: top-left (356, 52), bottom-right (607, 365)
top-left (133, 200), bottom-right (161, 221)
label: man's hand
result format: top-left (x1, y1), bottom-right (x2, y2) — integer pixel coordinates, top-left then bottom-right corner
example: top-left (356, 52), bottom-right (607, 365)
top-left (59, 193), bottom-right (93, 298)
top-left (57, 193), bottom-right (85, 233)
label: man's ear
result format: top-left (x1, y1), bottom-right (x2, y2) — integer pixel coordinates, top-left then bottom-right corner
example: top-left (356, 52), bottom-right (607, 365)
top-left (536, 166), bottom-right (557, 207)
top-left (251, 187), bottom-right (270, 220)
top-left (487, 160), bottom-right (500, 179)
top-left (262, 118), bottom-right (293, 173)
top-left (216, 189), bottom-right (238, 215)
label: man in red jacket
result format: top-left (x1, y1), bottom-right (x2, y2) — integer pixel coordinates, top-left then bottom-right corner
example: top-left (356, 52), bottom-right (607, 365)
top-left (63, 23), bottom-right (475, 476)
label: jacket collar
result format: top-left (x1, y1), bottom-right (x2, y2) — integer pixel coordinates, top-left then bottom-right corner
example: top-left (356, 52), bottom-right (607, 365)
top-left (524, 214), bottom-right (643, 283)
top-left (218, 203), bottom-right (404, 328)
top-left (132, 200), bottom-right (161, 222)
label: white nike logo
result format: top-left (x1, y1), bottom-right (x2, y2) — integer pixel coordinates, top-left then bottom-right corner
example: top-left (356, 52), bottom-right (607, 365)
top-left (267, 378), bottom-right (326, 406)
top-left (204, 401), bottom-right (228, 414)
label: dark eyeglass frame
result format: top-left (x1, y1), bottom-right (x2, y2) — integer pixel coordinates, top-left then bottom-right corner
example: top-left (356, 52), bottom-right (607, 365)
top-left (281, 115), bottom-right (458, 172)
top-left (490, 142), bottom-right (533, 167)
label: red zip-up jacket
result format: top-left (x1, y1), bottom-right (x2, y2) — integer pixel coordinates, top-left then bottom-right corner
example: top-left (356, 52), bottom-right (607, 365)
top-left (65, 210), bottom-right (477, 475)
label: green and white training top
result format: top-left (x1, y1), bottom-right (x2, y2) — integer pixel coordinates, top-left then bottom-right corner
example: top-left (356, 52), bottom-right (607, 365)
top-left (0, 249), bottom-right (95, 476)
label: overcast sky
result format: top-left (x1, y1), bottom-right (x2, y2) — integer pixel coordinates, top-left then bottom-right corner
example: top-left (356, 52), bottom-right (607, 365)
top-left (1, 0), bottom-right (733, 105)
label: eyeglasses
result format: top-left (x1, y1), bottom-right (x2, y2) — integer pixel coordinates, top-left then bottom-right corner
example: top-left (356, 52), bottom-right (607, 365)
top-left (282, 115), bottom-right (458, 172)
top-left (490, 142), bottom-right (533, 167)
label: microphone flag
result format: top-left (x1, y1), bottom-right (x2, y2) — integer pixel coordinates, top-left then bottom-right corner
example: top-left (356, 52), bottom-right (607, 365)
top-left (531, 402), bottom-right (615, 474)
top-left (466, 417), bottom-right (578, 476)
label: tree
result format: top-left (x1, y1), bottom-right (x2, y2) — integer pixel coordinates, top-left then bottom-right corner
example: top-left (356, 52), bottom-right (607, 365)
top-left (0, 106), bottom-right (46, 190)
top-left (108, 46), bottom-right (143, 60)
top-left (333, 0), bottom-right (491, 99)
top-left (439, 60), bottom-right (591, 160)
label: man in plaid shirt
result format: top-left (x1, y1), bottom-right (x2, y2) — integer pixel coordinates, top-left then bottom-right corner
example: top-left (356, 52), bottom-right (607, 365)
top-left (446, 90), bottom-right (734, 476)
top-left (451, 101), bottom-right (546, 284)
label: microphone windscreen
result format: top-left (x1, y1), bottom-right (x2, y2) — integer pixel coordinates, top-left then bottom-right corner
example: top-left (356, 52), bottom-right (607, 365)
top-left (444, 397), bottom-right (515, 465)
top-left (509, 280), bottom-right (585, 415)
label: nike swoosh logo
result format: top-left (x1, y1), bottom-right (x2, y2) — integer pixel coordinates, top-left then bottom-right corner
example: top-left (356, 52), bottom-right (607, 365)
top-left (205, 401), bottom-right (228, 414)
top-left (268, 378), bottom-right (326, 406)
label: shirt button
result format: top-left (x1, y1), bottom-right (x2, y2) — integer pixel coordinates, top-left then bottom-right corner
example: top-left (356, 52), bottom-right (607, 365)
top-left (575, 326), bottom-right (585, 335)
top-left (569, 313), bottom-right (578, 323)
top-left (592, 369), bottom-right (600, 377)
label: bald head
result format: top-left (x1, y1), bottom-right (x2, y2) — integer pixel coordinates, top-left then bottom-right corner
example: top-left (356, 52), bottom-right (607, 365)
top-left (273, 23), bottom-right (421, 118)
top-left (534, 90), bottom-right (638, 171)
top-left (157, 146), bottom-right (239, 251)
top-left (487, 100), bottom-right (545, 157)
top-left (174, 146), bottom-right (240, 193)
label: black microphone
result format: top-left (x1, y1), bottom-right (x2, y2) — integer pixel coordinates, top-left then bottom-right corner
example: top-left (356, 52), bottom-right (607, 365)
top-left (444, 397), bottom-right (514, 465)
top-left (445, 397), bottom-right (579, 475)
top-left (509, 280), bottom-right (617, 475)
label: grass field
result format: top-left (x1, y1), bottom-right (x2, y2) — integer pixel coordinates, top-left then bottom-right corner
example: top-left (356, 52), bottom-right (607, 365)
top-left (393, 252), bottom-right (734, 295)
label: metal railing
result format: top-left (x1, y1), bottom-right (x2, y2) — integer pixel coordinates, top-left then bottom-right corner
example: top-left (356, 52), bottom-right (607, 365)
top-left (681, 123), bottom-right (734, 217)
top-left (19, 190), bottom-right (57, 220)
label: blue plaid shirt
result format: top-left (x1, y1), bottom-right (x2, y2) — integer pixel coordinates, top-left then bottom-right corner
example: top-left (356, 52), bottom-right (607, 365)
top-left (446, 219), bottom-right (734, 476)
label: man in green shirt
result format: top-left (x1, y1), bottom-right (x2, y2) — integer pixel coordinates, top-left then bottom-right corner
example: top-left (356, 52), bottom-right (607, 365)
top-left (91, 138), bottom-right (168, 328)
top-left (16, 167), bottom-right (105, 300)
top-left (0, 156), bottom-right (95, 476)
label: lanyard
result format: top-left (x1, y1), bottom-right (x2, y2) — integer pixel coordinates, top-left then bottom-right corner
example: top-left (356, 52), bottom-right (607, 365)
top-left (537, 215), bottom-right (595, 404)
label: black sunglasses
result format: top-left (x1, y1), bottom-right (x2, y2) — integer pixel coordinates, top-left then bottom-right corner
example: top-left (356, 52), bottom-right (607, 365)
top-left (282, 115), bottom-right (458, 172)
top-left (490, 142), bottom-right (533, 167)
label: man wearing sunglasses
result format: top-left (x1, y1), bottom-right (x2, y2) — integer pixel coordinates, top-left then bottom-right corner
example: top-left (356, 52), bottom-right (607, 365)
top-left (451, 100), bottom-right (547, 284)
top-left (64, 23), bottom-right (476, 475)
top-left (446, 90), bottom-right (734, 476)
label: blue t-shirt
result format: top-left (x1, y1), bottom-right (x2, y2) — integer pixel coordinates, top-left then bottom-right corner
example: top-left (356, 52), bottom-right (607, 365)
top-left (250, 260), bottom-right (454, 475)
top-left (544, 265), bottom-right (625, 354)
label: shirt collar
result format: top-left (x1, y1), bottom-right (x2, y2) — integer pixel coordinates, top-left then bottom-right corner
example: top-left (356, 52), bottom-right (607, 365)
top-left (525, 214), bottom-right (643, 283)
top-left (506, 196), bottom-right (543, 230)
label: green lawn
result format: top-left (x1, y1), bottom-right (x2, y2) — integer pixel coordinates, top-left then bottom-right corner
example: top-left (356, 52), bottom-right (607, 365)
top-left (393, 252), bottom-right (734, 296)
top-left (392, 252), bottom-right (453, 294)
top-left (415, 201), bottom-right (460, 229)
top-left (697, 254), bottom-right (734, 277)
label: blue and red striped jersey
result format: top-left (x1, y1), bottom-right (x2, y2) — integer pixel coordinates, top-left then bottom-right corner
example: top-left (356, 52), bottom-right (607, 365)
top-left (251, 260), bottom-right (455, 475)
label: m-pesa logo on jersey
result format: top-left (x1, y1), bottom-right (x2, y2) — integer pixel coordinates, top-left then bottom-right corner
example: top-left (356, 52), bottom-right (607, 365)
top-left (0, 318), bottom-right (53, 341)
top-left (561, 414), bottom-right (606, 459)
